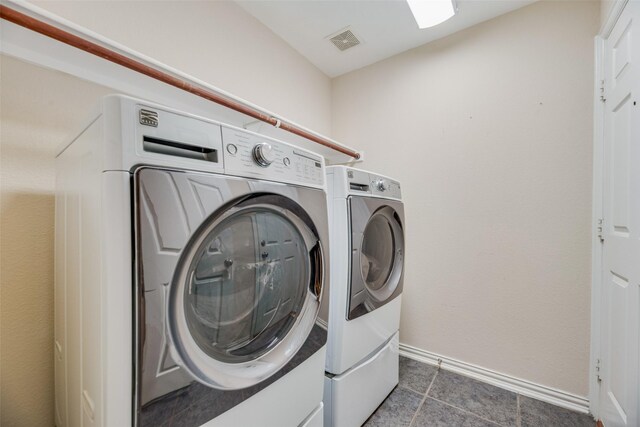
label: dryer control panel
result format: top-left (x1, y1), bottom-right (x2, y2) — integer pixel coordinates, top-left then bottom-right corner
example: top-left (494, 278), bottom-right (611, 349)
top-left (221, 127), bottom-right (324, 187)
top-left (346, 168), bottom-right (401, 199)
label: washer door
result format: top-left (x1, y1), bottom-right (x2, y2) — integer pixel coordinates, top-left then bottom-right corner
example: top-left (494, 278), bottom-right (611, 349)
top-left (136, 168), bottom-right (329, 418)
top-left (348, 196), bottom-right (404, 320)
top-left (169, 194), bottom-right (323, 389)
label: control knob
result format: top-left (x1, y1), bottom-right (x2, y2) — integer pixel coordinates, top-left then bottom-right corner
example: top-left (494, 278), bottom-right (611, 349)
top-left (375, 179), bottom-right (387, 191)
top-left (253, 142), bottom-right (276, 167)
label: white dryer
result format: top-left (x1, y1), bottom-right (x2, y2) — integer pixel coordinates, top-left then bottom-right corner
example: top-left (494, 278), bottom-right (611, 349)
top-left (54, 95), bottom-right (329, 427)
top-left (323, 166), bottom-right (405, 427)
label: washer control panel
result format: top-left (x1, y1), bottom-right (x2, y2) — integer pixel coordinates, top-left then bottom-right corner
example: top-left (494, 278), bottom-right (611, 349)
top-left (222, 127), bottom-right (324, 186)
top-left (252, 142), bottom-right (276, 167)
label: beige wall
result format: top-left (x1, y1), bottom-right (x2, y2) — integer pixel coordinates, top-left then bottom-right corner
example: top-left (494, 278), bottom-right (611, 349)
top-left (31, 0), bottom-right (332, 136)
top-left (0, 2), bottom-right (332, 426)
top-left (332, 0), bottom-right (599, 396)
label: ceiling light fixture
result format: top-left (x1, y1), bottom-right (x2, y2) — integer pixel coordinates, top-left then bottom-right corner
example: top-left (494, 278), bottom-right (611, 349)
top-left (406, 0), bottom-right (457, 29)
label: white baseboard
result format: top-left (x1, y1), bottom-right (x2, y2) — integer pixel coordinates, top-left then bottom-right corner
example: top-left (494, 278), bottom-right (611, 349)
top-left (399, 343), bottom-right (591, 415)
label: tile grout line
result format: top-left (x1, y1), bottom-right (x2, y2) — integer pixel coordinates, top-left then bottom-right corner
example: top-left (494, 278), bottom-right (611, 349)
top-left (424, 369), bottom-right (439, 397)
top-left (426, 396), bottom-right (508, 427)
top-left (398, 384), bottom-right (428, 396)
top-left (408, 369), bottom-right (439, 427)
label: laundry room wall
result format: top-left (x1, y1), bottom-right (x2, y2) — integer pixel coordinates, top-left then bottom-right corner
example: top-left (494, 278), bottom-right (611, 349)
top-left (29, 0), bottom-right (332, 135)
top-left (331, 0), bottom-right (599, 398)
top-left (0, 2), bottom-right (332, 426)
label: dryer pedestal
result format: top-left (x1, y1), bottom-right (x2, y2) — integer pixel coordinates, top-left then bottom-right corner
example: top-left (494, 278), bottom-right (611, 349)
top-left (323, 332), bottom-right (399, 427)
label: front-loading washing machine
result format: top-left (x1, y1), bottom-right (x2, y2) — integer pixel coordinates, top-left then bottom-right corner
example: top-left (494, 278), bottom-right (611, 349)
top-left (323, 166), bottom-right (405, 427)
top-left (54, 95), bottom-right (329, 427)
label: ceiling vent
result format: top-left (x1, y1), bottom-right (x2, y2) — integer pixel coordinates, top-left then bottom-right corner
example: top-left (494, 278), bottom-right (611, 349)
top-left (329, 29), bottom-right (361, 52)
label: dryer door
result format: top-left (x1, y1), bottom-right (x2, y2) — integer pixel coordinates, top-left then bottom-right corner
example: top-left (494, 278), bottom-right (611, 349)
top-left (348, 196), bottom-right (405, 320)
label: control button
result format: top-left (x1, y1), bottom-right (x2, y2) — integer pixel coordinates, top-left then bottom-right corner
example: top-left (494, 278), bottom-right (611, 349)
top-left (253, 142), bottom-right (276, 167)
top-left (283, 157), bottom-right (291, 166)
top-left (226, 144), bottom-right (238, 155)
top-left (375, 179), bottom-right (387, 191)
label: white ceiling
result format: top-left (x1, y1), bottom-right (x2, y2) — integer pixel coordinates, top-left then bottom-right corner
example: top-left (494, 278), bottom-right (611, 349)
top-left (236, 0), bottom-right (537, 77)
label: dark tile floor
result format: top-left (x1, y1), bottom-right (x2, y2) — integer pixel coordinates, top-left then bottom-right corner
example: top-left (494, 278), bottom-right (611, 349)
top-left (364, 356), bottom-right (596, 427)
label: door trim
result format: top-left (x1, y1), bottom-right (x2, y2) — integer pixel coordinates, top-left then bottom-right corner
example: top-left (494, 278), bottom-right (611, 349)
top-left (589, 33), bottom-right (605, 421)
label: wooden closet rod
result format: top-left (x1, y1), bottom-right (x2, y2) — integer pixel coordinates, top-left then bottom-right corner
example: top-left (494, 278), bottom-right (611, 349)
top-left (0, 4), bottom-right (361, 160)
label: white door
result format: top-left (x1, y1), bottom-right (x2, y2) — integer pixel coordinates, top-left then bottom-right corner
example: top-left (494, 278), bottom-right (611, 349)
top-left (598, 2), bottom-right (640, 426)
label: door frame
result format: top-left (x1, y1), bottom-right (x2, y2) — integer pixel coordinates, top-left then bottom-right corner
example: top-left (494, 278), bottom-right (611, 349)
top-left (589, 0), bottom-right (629, 420)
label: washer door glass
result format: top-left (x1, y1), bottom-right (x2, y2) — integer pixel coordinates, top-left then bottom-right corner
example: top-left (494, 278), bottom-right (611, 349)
top-left (360, 213), bottom-right (396, 292)
top-left (169, 193), bottom-right (324, 389)
top-left (184, 208), bottom-right (309, 363)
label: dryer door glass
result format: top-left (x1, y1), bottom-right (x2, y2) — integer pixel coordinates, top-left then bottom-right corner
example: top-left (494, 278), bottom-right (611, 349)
top-left (361, 213), bottom-right (396, 291)
top-left (184, 208), bottom-right (309, 364)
